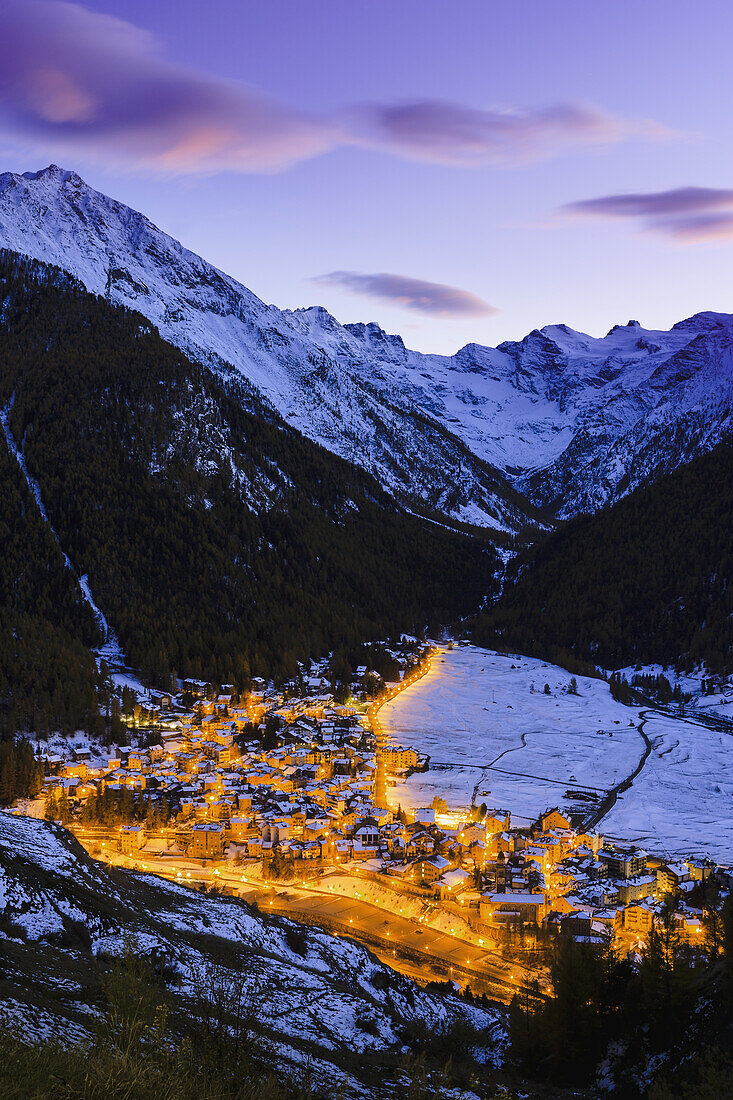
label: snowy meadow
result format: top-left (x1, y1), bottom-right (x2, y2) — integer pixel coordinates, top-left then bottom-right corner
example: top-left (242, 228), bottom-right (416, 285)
top-left (381, 646), bottom-right (733, 862)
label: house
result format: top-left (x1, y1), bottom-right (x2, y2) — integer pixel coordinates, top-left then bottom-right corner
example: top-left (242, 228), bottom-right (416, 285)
top-left (484, 809), bottom-right (511, 835)
top-left (479, 892), bottom-right (549, 925)
top-left (614, 902), bottom-right (653, 941)
top-left (262, 821), bottom-right (291, 848)
top-left (119, 824), bottom-right (146, 855)
top-left (657, 861), bottom-right (691, 896)
top-left (183, 679), bottom-right (211, 697)
top-left (536, 809), bottom-right (571, 833)
top-left (440, 867), bottom-right (472, 899)
top-left (617, 874), bottom-right (656, 905)
top-left (599, 845), bottom-right (648, 879)
top-left (685, 857), bottom-right (714, 882)
top-left (353, 817), bottom-right (379, 846)
top-left (383, 747), bottom-right (419, 771)
top-left (189, 822), bottom-right (225, 858)
top-left (227, 816), bottom-right (252, 843)
top-left (413, 854), bottom-right (450, 885)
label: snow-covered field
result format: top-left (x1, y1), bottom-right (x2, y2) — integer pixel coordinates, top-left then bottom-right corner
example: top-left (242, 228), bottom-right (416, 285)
top-left (381, 646), bottom-right (643, 823)
top-left (380, 646), bottom-right (733, 861)
top-left (601, 711), bottom-right (733, 862)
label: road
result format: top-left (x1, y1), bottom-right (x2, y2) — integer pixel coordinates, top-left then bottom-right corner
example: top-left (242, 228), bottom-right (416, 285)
top-left (581, 704), bottom-right (653, 831)
top-left (71, 825), bottom-right (540, 1002)
top-left (260, 884), bottom-right (534, 999)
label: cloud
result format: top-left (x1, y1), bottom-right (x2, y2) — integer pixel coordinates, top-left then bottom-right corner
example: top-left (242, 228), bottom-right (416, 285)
top-left (0, 0), bottom-right (674, 176)
top-left (313, 271), bottom-right (498, 318)
top-left (0, 0), bottom-right (337, 172)
top-left (348, 99), bottom-right (670, 167)
top-left (562, 186), bottom-right (733, 242)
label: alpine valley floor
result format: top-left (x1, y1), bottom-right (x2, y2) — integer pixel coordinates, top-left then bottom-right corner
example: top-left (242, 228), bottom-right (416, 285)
top-left (380, 645), bottom-right (733, 863)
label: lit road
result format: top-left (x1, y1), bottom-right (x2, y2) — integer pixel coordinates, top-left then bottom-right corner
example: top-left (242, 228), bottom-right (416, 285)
top-left (261, 885), bottom-right (533, 999)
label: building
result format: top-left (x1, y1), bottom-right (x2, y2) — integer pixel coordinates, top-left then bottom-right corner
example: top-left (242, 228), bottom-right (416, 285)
top-left (119, 825), bottom-right (145, 855)
top-left (599, 845), bottom-right (648, 879)
top-left (189, 822), bottom-right (225, 858)
top-left (479, 892), bottom-right (549, 925)
top-left (614, 902), bottom-right (653, 941)
top-left (414, 854), bottom-right (450, 885)
top-left (440, 868), bottom-right (472, 899)
top-left (537, 809), bottom-right (571, 833)
top-left (617, 875), bottom-right (656, 905)
top-left (657, 861), bottom-right (692, 896)
top-left (383, 747), bottom-right (419, 771)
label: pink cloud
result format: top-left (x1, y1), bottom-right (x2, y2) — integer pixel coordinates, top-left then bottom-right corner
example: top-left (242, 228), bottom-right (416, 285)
top-left (349, 99), bottom-right (668, 166)
top-left (0, 1), bottom-right (674, 176)
top-left (0, 0), bottom-right (337, 172)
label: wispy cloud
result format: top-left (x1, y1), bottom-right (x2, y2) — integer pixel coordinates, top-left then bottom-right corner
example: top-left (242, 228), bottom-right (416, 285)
top-left (0, 0), bottom-right (337, 172)
top-left (0, 1), bottom-right (675, 175)
top-left (562, 186), bottom-right (733, 242)
top-left (348, 100), bottom-right (672, 167)
top-left (313, 271), bottom-right (498, 318)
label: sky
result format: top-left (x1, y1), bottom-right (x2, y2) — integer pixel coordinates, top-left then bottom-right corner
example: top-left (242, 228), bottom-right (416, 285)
top-left (0, 0), bottom-right (731, 353)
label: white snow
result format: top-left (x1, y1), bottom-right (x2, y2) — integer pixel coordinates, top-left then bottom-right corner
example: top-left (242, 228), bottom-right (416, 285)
top-left (5, 166), bottom-right (730, 527)
top-left (381, 646), bottom-right (643, 824)
top-left (0, 811), bottom-right (507, 1092)
top-left (380, 646), bottom-right (733, 860)
top-left (600, 710), bottom-right (733, 863)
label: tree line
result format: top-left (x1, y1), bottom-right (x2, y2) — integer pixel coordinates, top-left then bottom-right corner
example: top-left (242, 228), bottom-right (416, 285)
top-left (475, 440), bottom-right (733, 674)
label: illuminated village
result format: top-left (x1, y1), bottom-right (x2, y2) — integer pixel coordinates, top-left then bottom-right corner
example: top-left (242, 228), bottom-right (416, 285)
top-left (29, 639), bottom-right (718, 997)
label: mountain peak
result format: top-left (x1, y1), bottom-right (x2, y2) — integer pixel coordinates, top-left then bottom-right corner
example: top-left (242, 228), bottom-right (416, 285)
top-left (606, 319), bottom-right (641, 336)
top-left (344, 320), bottom-right (406, 352)
top-left (22, 164), bottom-right (71, 179)
top-left (18, 164), bottom-right (84, 187)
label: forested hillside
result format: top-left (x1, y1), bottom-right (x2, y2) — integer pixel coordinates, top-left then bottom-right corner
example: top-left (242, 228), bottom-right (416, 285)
top-left (475, 440), bottom-right (733, 672)
top-left (0, 252), bottom-right (498, 710)
top-left (0, 387), bottom-right (103, 736)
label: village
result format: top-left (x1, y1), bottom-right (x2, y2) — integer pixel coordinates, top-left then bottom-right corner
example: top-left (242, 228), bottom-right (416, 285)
top-left (33, 638), bottom-right (727, 991)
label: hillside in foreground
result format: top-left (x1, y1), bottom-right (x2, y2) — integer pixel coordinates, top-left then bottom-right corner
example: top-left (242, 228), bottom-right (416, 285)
top-left (0, 812), bottom-right (506, 1098)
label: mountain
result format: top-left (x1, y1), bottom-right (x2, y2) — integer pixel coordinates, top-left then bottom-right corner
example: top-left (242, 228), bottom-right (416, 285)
top-left (0, 811), bottom-right (505, 1097)
top-left (0, 251), bottom-right (498, 710)
top-left (475, 440), bottom-right (733, 672)
top-left (1, 166), bottom-right (732, 527)
top-left (0, 165), bottom-right (537, 536)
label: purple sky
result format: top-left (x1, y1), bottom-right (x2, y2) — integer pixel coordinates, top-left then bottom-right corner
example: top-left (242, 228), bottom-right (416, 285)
top-left (0, 0), bottom-right (731, 352)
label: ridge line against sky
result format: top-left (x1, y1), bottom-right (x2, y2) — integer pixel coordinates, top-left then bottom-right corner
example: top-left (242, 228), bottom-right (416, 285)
top-left (0, 0), bottom-right (730, 353)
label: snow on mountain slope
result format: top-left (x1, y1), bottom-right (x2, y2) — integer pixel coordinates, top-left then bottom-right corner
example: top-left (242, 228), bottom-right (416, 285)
top-left (0, 166), bottom-right (535, 535)
top-left (0, 812), bottom-right (505, 1095)
top-left (1, 165), bottom-right (731, 524)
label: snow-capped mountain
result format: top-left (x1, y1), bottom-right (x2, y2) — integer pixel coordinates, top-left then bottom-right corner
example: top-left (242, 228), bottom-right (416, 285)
top-left (0, 165), bottom-right (534, 535)
top-left (1, 165), bottom-right (731, 525)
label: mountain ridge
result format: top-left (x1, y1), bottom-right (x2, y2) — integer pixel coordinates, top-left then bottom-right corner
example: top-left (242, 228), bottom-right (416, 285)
top-left (1, 164), bottom-right (732, 526)
top-left (0, 165), bottom-right (537, 535)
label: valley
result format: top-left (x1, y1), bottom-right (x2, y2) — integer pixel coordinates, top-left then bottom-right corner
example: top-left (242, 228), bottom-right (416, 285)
top-left (0, 2), bottom-right (731, 1092)
top-left (9, 639), bottom-right (723, 1025)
